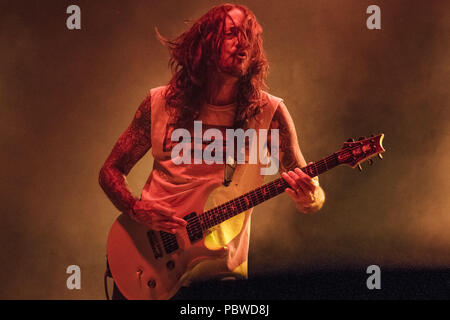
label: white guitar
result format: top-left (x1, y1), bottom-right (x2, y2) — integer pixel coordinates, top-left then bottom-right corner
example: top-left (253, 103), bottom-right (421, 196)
top-left (106, 134), bottom-right (385, 299)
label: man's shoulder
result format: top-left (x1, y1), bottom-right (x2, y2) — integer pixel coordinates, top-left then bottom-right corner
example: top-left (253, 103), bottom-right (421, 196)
top-left (149, 85), bottom-right (169, 97)
top-left (260, 90), bottom-right (284, 108)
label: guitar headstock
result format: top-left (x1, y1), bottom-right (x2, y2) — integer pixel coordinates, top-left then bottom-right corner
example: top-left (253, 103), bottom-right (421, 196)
top-left (337, 134), bottom-right (385, 170)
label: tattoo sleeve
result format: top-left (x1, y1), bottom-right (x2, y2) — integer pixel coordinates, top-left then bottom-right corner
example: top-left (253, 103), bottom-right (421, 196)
top-left (98, 94), bottom-right (152, 215)
top-left (269, 101), bottom-right (307, 172)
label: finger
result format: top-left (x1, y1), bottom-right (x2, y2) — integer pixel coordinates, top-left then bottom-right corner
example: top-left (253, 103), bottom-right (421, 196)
top-left (293, 168), bottom-right (315, 192)
top-left (287, 171), bottom-right (307, 195)
top-left (281, 171), bottom-right (298, 191)
top-left (296, 176), bottom-right (315, 193)
top-left (159, 228), bottom-right (177, 234)
top-left (173, 216), bottom-right (188, 226)
top-left (153, 215), bottom-right (186, 226)
top-left (163, 227), bottom-right (178, 234)
top-left (294, 167), bottom-right (313, 181)
top-left (293, 167), bottom-right (311, 180)
top-left (155, 220), bottom-right (184, 229)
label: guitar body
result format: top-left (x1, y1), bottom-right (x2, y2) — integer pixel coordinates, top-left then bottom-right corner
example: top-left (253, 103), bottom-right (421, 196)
top-left (106, 181), bottom-right (231, 300)
top-left (107, 213), bottom-right (227, 300)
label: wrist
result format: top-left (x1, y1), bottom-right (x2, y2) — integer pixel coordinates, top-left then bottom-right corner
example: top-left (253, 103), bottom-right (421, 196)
top-left (127, 198), bottom-right (139, 218)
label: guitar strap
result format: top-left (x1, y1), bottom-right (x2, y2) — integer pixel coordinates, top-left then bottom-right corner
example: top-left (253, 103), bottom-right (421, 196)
top-left (223, 154), bottom-right (237, 187)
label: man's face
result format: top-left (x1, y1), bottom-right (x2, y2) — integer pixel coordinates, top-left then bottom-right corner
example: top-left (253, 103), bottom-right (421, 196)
top-left (217, 8), bottom-right (251, 78)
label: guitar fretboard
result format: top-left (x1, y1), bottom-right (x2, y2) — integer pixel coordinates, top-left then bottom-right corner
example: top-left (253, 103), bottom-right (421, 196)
top-left (198, 153), bottom-right (340, 230)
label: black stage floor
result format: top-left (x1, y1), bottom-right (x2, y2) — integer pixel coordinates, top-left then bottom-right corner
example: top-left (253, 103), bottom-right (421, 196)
top-left (171, 268), bottom-right (449, 300)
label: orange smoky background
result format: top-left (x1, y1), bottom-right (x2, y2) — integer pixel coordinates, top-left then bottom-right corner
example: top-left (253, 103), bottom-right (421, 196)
top-left (0, 0), bottom-right (448, 299)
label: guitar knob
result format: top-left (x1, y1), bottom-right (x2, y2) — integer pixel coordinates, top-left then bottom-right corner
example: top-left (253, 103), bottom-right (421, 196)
top-left (378, 154), bottom-right (383, 160)
top-left (358, 164), bottom-right (363, 171)
top-left (147, 279), bottom-right (157, 288)
top-left (166, 260), bottom-right (175, 270)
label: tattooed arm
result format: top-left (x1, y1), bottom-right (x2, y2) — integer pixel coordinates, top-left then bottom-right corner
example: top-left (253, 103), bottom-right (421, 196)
top-left (98, 94), bottom-right (153, 215)
top-left (98, 94), bottom-right (186, 233)
top-left (270, 101), bottom-right (325, 214)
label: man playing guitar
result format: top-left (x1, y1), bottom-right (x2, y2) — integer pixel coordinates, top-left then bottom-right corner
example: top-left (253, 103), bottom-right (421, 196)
top-left (99, 3), bottom-right (325, 300)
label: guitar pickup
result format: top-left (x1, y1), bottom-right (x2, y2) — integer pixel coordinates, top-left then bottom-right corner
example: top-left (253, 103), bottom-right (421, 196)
top-left (160, 231), bottom-right (179, 254)
top-left (183, 212), bottom-right (203, 243)
top-left (146, 230), bottom-right (163, 259)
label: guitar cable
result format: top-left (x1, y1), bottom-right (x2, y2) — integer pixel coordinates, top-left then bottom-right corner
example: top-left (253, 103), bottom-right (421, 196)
top-left (104, 256), bottom-right (112, 300)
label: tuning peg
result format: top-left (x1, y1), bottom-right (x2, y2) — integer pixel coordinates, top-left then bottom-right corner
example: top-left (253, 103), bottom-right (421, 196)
top-left (358, 136), bottom-right (366, 141)
top-left (357, 164), bottom-right (363, 171)
top-left (347, 138), bottom-right (355, 142)
top-left (378, 154), bottom-right (383, 160)
top-left (368, 159), bottom-right (373, 165)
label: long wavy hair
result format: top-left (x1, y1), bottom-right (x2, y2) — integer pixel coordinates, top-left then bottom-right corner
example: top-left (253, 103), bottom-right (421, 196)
top-left (156, 3), bottom-right (268, 129)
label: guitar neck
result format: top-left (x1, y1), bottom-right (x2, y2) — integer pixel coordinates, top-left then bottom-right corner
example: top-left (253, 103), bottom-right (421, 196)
top-left (199, 153), bottom-right (340, 230)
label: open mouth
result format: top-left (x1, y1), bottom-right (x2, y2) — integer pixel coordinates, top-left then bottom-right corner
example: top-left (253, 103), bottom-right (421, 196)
top-left (235, 52), bottom-right (247, 59)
